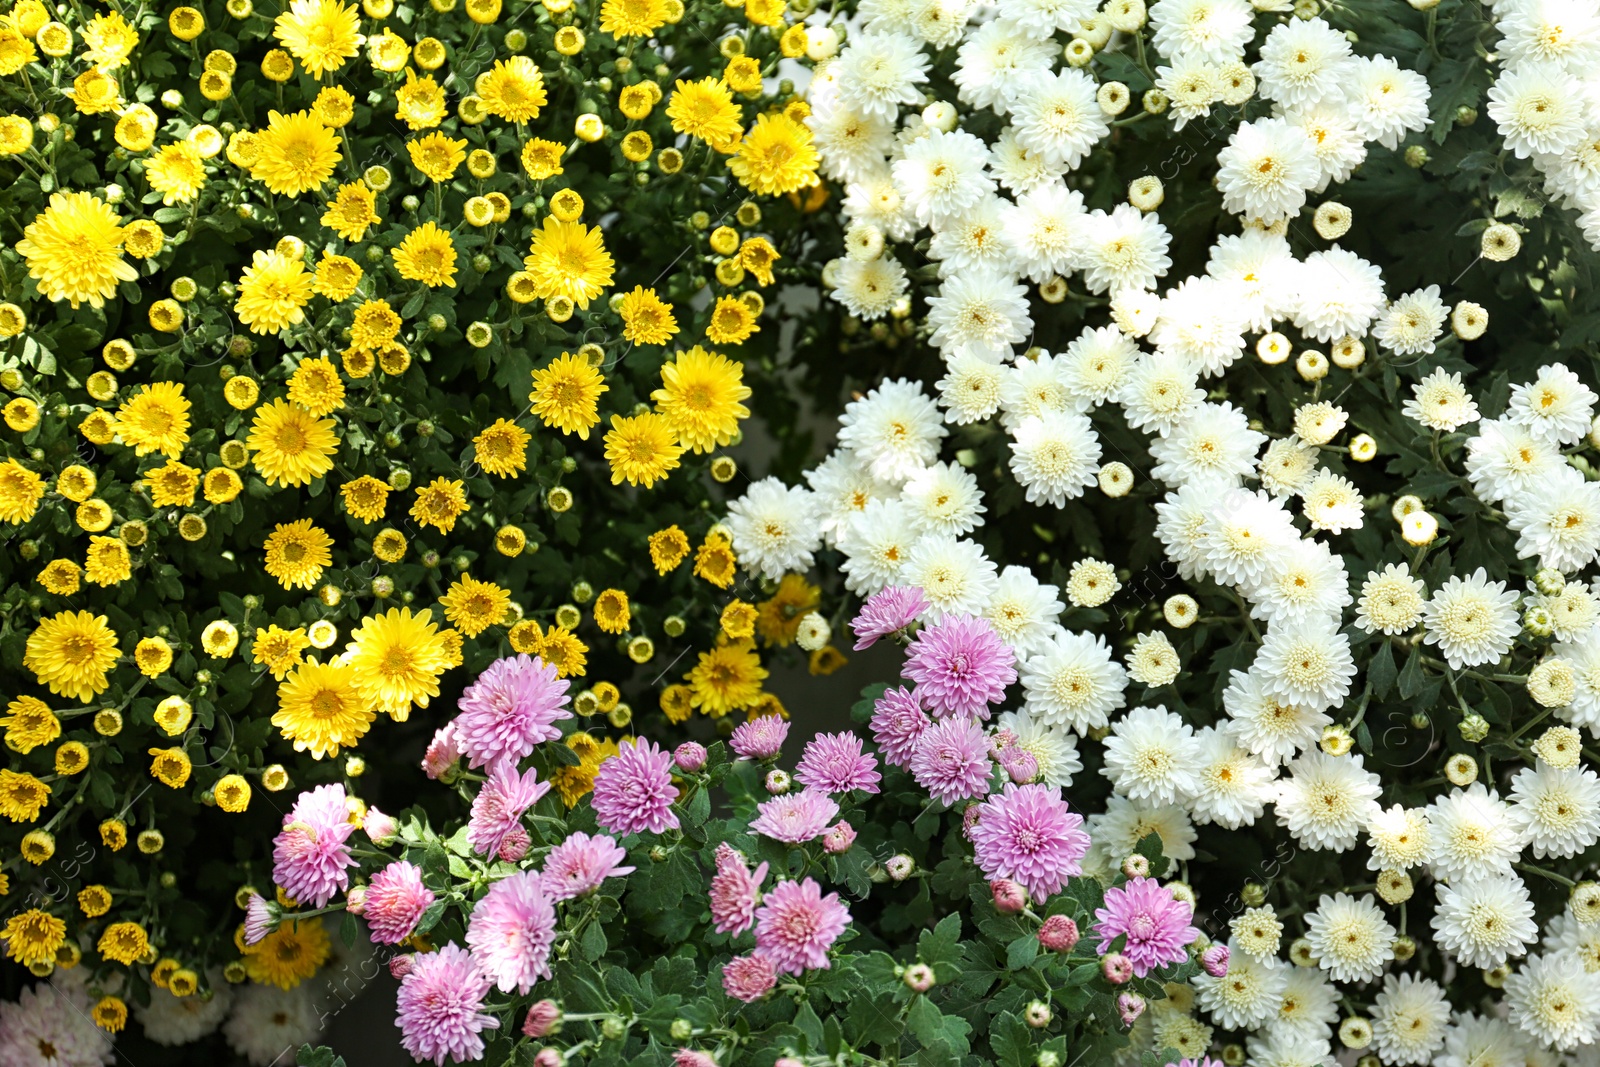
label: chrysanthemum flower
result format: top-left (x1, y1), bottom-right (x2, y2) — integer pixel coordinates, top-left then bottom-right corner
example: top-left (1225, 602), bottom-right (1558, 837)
top-left (321, 181), bottom-right (380, 241)
top-left (753, 877), bottom-right (850, 975)
top-left (667, 78), bottom-right (742, 146)
top-left (478, 56), bottom-right (547, 122)
top-left (395, 943), bottom-right (499, 1064)
top-left (910, 715), bottom-right (993, 805)
top-left (271, 783), bottom-right (355, 908)
top-left (272, 659), bottom-right (373, 758)
top-left (542, 832), bottom-right (634, 900)
top-left (591, 737), bottom-right (679, 836)
top-left (529, 352), bottom-right (608, 439)
top-left (251, 110), bottom-right (340, 195)
top-left (392, 221), bottom-right (458, 288)
top-left (730, 714), bottom-right (789, 760)
top-left (466, 759), bottom-right (550, 857)
top-left (247, 399), bottom-right (339, 487)
top-left (751, 790), bottom-right (840, 844)
top-left (274, 0), bottom-right (362, 79)
top-left (453, 654), bottom-right (572, 768)
top-left (472, 418), bottom-right (530, 478)
top-left (465, 872), bottom-right (557, 995)
top-left (523, 217), bottom-right (614, 308)
top-left (144, 141), bottom-right (207, 205)
top-left (364, 861), bottom-right (434, 945)
top-left (1092, 876), bottom-right (1200, 976)
top-left (902, 614), bottom-right (1016, 720)
top-left (604, 412), bottom-right (683, 487)
top-left (729, 113), bottom-right (820, 196)
top-left (345, 608), bottom-right (453, 719)
top-left (600, 0), bottom-right (668, 37)
top-left (16, 191), bottom-right (138, 308)
top-left (710, 843), bottom-right (769, 934)
top-left (24, 610), bottom-right (118, 703)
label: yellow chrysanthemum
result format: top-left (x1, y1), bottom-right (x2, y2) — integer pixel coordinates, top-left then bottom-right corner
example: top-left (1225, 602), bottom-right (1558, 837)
top-left (523, 217), bottom-right (615, 309)
top-left (81, 10), bottom-right (138, 68)
top-left (0, 769), bottom-right (50, 822)
top-left (91, 996), bottom-right (127, 1034)
top-left (652, 345), bottom-right (752, 452)
top-left (394, 68), bottom-right (446, 130)
top-left (438, 575), bottom-right (511, 637)
top-left (254, 625), bottom-right (311, 680)
top-left (729, 112), bottom-right (819, 196)
top-left (263, 519), bottom-right (334, 590)
top-left (344, 608), bottom-right (453, 719)
top-left (25, 611), bottom-right (118, 703)
top-left (1, 696), bottom-right (59, 754)
top-left (604, 412), bottom-right (682, 488)
top-left (594, 588), bottom-right (632, 634)
top-left (148, 746), bottom-right (192, 788)
top-left (695, 531), bottom-right (738, 588)
top-left (757, 574), bottom-right (821, 646)
top-left (250, 110), bottom-right (341, 196)
top-left (144, 141), bottom-right (207, 206)
top-left (521, 138), bottom-right (565, 180)
top-left (244, 919), bottom-right (330, 989)
top-left (273, 659), bottom-right (374, 758)
top-left (85, 536), bottom-right (131, 586)
top-left (203, 467), bottom-right (243, 504)
top-left (287, 356), bottom-right (346, 416)
top-left (411, 477), bottom-right (468, 533)
top-left (0, 27), bottom-right (37, 76)
top-left (600, 0), bottom-right (668, 37)
top-left (478, 56), bottom-right (547, 123)
top-left (216, 774), bottom-right (252, 812)
top-left (529, 353), bottom-right (608, 439)
top-left (0, 459), bottom-right (44, 523)
top-left (722, 600), bottom-right (758, 639)
top-left (648, 526), bottom-right (691, 573)
top-left (668, 78), bottom-right (743, 146)
top-left (740, 237), bottom-right (781, 286)
top-left (350, 298), bottom-right (402, 351)
top-left (135, 636), bottom-right (174, 677)
top-left (472, 419), bottom-right (530, 477)
top-left (687, 639), bottom-right (768, 716)
top-left (321, 181), bottom-right (380, 241)
top-left (114, 381), bottom-right (191, 457)
top-left (312, 84), bottom-right (355, 126)
top-left (145, 459), bottom-right (200, 508)
top-left (392, 221), bottom-right (457, 288)
top-left (408, 131), bottom-right (466, 182)
top-left (274, 0), bottom-right (363, 79)
top-left (313, 254), bottom-right (362, 301)
top-left (235, 249), bottom-right (315, 335)
top-left (37, 558), bottom-right (82, 596)
top-left (247, 399), bottom-right (340, 487)
top-left (533, 624), bottom-right (588, 679)
top-left (98, 921), bottom-right (149, 966)
top-left (341, 475), bottom-right (389, 522)
top-left (707, 295), bottom-right (759, 345)
top-left (15, 192), bottom-right (138, 309)
top-left (618, 286), bottom-right (679, 346)
top-left (3, 909), bottom-right (65, 966)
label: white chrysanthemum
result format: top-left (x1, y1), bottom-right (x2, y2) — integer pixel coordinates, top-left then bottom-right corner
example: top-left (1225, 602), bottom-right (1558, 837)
top-left (1269, 966), bottom-right (1339, 1043)
top-left (1101, 704), bottom-right (1199, 805)
top-left (1009, 68), bottom-right (1109, 168)
top-left (1403, 368), bottom-right (1480, 431)
top-left (1554, 626), bottom-right (1600, 734)
top-left (831, 254), bottom-right (909, 319)
top-left (1204, 228), bottom-right (1294, 333)
top-left (901, 535), bottom-right (999, 622)
top-left (907, 0), bottom-right (972, 49)
top-left (1020, 628), bottom-right (1128, 732)
top-left (806, 448), bottom-right (891, 546)
top-left (1488, 62), bottom-right (1588, 160)
top-left (1065, 558), bottom-right (1118, 607)
top-left (1000, 350), bottom-right (1084, 429)
top-left (1257, 437), bottom-right (1318, 498)
top-left (1506, 468), bottom-right (1600, 574)
top-left (1148, 401), bottom-right (1266, 489)
top-left (1505, 951), bottom-right (1600, 1051)
top-left (984, 565), bottom-right (1065, 656)
top-left (841, 170), bottom-right (917, 241)
top-left (1152, 483), bottom-right (1217, 582)
top-left (1223, 667), bottom-right (1331, 765)
top-left (1193, 938), bottom-right (1288, 1030)
top-left (1149, 275), bottom-right (1250, 376)
top-left (1544, 906), bottom-right (1600, 971)
top-left (1508, 761), bottom-right (1600, 859)
top-left (1201, 488), bottom-right (1301, 589)
top-left (936, 351), bottom-right (1005, 426)
top-left (1301, 469), bottom-right (1365, 534)
top-left (1231, 906), bottom-right (1283, 960)
top-left (726, 478), bottom-right (822, 581)
top-left (1080, 204), bottom-right (1173, 294)
top-left (1508, 361), bottom-right (1599, 446)
top-left (1009, 410), bottom-right (1103, 507)
top-left (1148, 0), bottom-right (1254, 65)
top-left (1370, 974), bottom-right (1450, 1066)
top-left (857, 0), bottom-right (916, 32)
top-left (1188, 724), bottom-right (1274, 830)
top-left (903, 460), bottom-right (986, 537)
top-left (892, 128), bottom-right (995, 227)
top-left (1498, 0), bottom-right (1600, 68)
top-left (928, 196), bottom-right (1013, 277)
top-left (1547, 583), bottom-right (1600, 641)
top-left (1155, 54), bottom-right (1221, 130)
top-left (1465, 416), bottom-right (1565, 505)
top-left (1539, 132), bottom-right (1600, 208)
top-left (997, 0), bottom-right (1098, 35)
top-left (1432, 874), bottom-right (1539, 969)
top-left (1428, 784), bottom-right (1526, 883)
top-left (952, 19), bottom-right (1057, 113)
top-left (989, 125), bottom-right (1070, 195)
top-left (1215, 117), bottom-right (1321, 224)
top-left (1253, 17), bottom-right (1352, 110)
top-left (1342, 54), bottom-right (1432, 150)
top-left (926, 269), bottom-right (1034, 361)
top-left (997, 707), bottom-right (1082, 789)
top-left (1436, 1012), bottom-right (1529, 1067)
top-left (1059, 325), bottom-right (1139, 406)
top-left (837, 378), bottom-right (947, 484)
top-left (1421, 568), bottom-right (1522, 670)
top-left (1275, 750), bottom-right (1381, 851)
top-left (1126, 631), bottom-right (1181, 688)
top-left (1365, 804), bottom-right (1434, 871)
top-left (137, 974), bottom-right (234, 1045)
top-left (1241, 539), bottom-right (1351, 627)
top-left (1372, 284), bottom-right (1449, 356)
top-left (1117, 350), bottom-right (1206, 436)
top-left (1286, 103), bottom-right (1368, 193)
top-left (1001, 182), bottom-right (1088, 283)
top-left (1304, 892), bottom-right (1395, 983)
top-left (223, 983), bottom-right (324, 1067)
top-left (1085, 794), bottom-right (1196, 877)
top-left (808, 101), bottom-right (897, 184)
top-left (1287, 246), bottom-right (1386, 343)
top-left (838, 497), bottom-right (923, 594)
top-left (834, 30), bottom-right (931, 120)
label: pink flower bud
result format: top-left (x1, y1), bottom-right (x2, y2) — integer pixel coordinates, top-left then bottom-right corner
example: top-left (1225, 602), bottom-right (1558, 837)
top-left (962, 805), bottom-right (983, 837)
top-left (1024, 1000), bottom-right (1052, 1028)
top-left (1102, 952), bottom-right (1133, 984)
top-left (823, 821), bottom-right (857, 854)
top-left (523, 1000), bottom-right (562, 1038)
top-left (674, 741), bottom-right (707, 773)
top-left (988, 728), bottom-right (1019, 756)
top-left (345, 885), bottom-right (367, 916)
top-left (886, 854), bottom-right (914, 881)
top-left (1200, 943), bottom-right (1230, 978)
top-left (991, 879), bottom-right (1027, 914)
top-left (774, 1060), bottom-right (804, 1067)
top-left (1116, 992), bottom-right (1145, 1027)
top-left (1001, 748), bottom-right (1038, 784)
top-left (363, 806), bottom-right (400, 846)
top-left (1121, 854), bottom-right (1150, 879)
top-left (673, 1051), bottom-right (716, 1067)
top-left (498, 825), bottom-right (531, 863)
top-left (764, 769), bottom-right (791, 795)
top-left (903, 963), bottom-right (935, 992)
top-left (1037, 915), bottom-right (1079, 953)
top-left (388, 954), bottom-right (414, 980)
top-left (422, 726), bottom-right (461, 780)
top-left (533, 1050), bottom-right (562, 1067)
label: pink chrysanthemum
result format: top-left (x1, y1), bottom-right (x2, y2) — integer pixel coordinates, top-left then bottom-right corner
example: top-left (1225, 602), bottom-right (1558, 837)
top-left (453, 654), bottom-right (573, 769)
top-left (902, 614), bottom-right (1016, 719)
top-left (465, 870), bottom-right (558, 994)
top-left (467, 759), bottom-right (551, 857)
top-left (909, 716), bottom-right (993, 806)
top-left (591, 737), bottom-right (680, 836)
top-left (750, 790), bottom-right (841, 844)
top-left (969, 783), bottom-right (1090, 902)
top-left (753, 877), bottom-right (851, 975)
top-left (870, 686), bottom-right (929, 768)
top-left (272, 783), bottom-right (356, 908)
top-left (422, 724), bottom-right (461, 779)
top-left (794, 731), bottom-right (881, 794)
top-left (244, 893), bottom-right (275, 945)
top-left (1092, 876), bottom-right (1201, 977)
top-left (730, 715), bottom-right (790, 760)
top-left (710, 842), bottom-right (768, 935)
top-left (852, 585), bottom-right (929, 649)
top-left (674, 1052), bottom-right (717, 1067)
top-left (542, 832), bottom-right (634, 900)
top-left (722, 954), bottom-right (779, 1002)
top-left (395, 943), bottom-right (500, 1066)
top-left (365, 861), bottom-right (435, 945)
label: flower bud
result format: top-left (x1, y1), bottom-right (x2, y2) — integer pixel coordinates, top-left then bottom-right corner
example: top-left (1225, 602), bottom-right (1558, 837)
top-left (1025, 1000), bottom-right (1052, 1028)
top-left (886, 854), bottom-right (914, 881)
top-left (1121, 854), bottom-right (1150, 879)
top-left (1101, 953), bottom-right (1133, 984)
top-left (523, 1000), bottom-right (561, 1037)
top-left (764, 769), bottom-right (790, 794)
top-left (1200, 943), bottom-right (1230, 977)
top-left (823, 821), bottom-right (856, 854)
top-left (1038, 915), bottom-right (1079, 953)
top-left (674, 741), bottom-right (707, 773)
top-left (991, 879), bottom-right (1028, 914)
top-left (1116, 992), bottom-right (1144, 1026)
top-left (903, 963), bottom-right (935, 992)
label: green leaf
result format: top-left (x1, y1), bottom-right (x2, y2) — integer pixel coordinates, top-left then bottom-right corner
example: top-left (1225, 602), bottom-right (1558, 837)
top-left (1006, 934), bottom-right (1038, 971)
top-left (1398, 648), bottom-right (1428, 699)
top-left (917, 913), bottom-right (964, 968)
top-left (1369, 641), bottom-right (1397, 698)
top-left (339, 911), bottom-right (358, 949)
top-left (989, 1012), bottom-right (1034, 1067)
